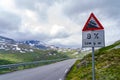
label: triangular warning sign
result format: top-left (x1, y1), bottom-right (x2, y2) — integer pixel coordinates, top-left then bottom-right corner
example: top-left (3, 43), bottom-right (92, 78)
top-left (82, 13), bottom-right (104, 31)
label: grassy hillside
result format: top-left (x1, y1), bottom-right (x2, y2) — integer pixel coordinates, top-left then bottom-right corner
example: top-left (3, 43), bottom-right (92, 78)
top-left (61, 50), bottom-right (88, 59)
top-left (0, 49), bottom-right (71, 74)
top-left (66, 41), bottom-right (120, 80)
top-left (0, 49), bottom-right (68, 65)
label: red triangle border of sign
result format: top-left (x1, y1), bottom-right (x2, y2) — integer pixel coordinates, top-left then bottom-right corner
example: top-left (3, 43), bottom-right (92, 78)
top-left (82, 13), bottom-right (104, 31)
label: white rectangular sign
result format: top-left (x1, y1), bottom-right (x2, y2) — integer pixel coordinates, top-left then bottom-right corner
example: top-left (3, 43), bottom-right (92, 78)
top-left (82, 30), bottom-right (105, 47)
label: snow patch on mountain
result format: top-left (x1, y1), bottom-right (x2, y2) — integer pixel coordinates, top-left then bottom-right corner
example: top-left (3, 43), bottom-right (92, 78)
top-left (0, 36), bottom-right (52, 53)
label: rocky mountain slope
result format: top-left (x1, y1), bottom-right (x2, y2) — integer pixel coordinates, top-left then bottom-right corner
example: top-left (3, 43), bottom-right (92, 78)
top-left (0, 36), bottom-right (51, 53)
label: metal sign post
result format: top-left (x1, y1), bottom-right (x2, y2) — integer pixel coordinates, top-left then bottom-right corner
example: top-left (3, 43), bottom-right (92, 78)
top-left (82, 13), bottom-right (105, 80)
top-left (92, 47), bottom-right (95, 80)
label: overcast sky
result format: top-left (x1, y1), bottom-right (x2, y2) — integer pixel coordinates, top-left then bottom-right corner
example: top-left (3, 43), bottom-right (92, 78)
top-left (0, 0), bottom-right (120, 48)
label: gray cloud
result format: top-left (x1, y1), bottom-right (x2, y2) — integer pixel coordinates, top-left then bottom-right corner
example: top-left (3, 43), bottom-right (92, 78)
top-left (0, 10), bottom-right (21, 33)
top-left (14, 32), bottom-right (50, 41)
top-left (15, 0), bottom-right (54, 10)
top-left (63, 0), bottom-right (120, 20)
top-left (0, 0), bottom-right (120, 48)
top-left (63, 0), bottom-right (101, 16)
top-left (15, 0), bottom-right (56, 23)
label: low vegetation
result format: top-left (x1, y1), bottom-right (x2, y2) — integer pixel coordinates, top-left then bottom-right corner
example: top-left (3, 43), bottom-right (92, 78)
top-left (0, 48), bottom-right (85, 74)
top-left (0, 49), bottom-right (69, 74)
top-left (0, 49), bottom-right (85, 64)
top-left (66, 41), bottom-right (120, 80)
top-left (0, 49), bottom-right (69, 65)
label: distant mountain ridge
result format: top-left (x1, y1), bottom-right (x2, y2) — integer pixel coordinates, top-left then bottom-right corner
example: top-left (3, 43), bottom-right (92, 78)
top-left (0, 36), bottom-right (16, 44)
top-left (0, 36), bottom-right (51, 53)
top-left (18, 40), bottom-right (47, 49)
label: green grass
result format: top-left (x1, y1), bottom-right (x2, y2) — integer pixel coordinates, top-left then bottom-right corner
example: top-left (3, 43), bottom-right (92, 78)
top-left (0, 47), bottom-right (95, 74)
top-left (0, 59), bottom-right (14, 65)
top-left (66, 41), bottom-right (120, 80)
top-left (99, 40), bottom-right (120, 52)
top-left (61, 49), bottom-right (88, 59)
top-left (0, 49), bottom-right (69, 74)
top-left (0, 49), bottom-right (68, 64)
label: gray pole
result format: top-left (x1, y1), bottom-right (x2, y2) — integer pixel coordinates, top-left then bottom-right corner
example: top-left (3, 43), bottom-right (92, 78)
top-left (92, 47), bottom-right (95, 80)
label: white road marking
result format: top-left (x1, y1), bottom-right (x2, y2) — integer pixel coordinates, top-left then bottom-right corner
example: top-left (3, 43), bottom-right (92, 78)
top-left (59, 78), bottom-right (62, 80)
top-left (65, 69), bottom-right (68, 73)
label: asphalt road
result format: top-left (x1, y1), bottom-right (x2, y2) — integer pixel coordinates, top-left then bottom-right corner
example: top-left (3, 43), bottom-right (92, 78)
top-left (0, 59), bottom-right (76, 80)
